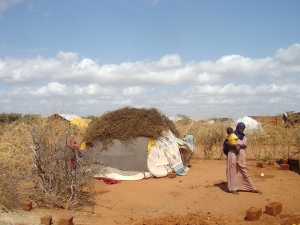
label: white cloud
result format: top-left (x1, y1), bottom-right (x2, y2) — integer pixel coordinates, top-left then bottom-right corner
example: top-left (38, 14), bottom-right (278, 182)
top-left (275, 44), bottom-right (300, 65)
top-left (156, 54), bottom-right (182, 69)
top-left (14, 82), bottom-right (68, 98)
top-left (168, 97), bottom-right (193, 105)
top-left (2, 45), bottom-right (300, 86)
top-left (123, 86), bottom-right (146, 96)
top-left (56, 51), bottom-right (78, 66)
top-left (185, 83), bottom-right (300, 96)
top-left (0, 98), bottom-right (10, 103)
top-left (197, 72), bottom-right (221, 84)
top-left (189, 55), bottom-right (275, 78)
top-left (1, 44), bottom-right (300, 118)
top-left (0, 56), bottom-right (61, 83)
top-left (78, 84), bottom-right (116, 96)
top-left (113, 99), bottom-right (133, 106)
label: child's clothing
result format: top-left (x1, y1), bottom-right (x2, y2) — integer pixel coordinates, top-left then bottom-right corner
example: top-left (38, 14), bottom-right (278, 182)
top-left (227, 133), bottom-right (238, 144)
top-left (227, 133), bottom-right (240, 163)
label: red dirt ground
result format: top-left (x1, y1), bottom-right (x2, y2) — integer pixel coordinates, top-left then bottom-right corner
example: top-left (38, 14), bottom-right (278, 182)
top-left (1, 159), bottom-right (300, 225)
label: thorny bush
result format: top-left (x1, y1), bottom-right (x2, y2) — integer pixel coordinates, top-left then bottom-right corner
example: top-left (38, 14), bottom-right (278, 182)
top-left (30, 118), bottom-right (95, 210)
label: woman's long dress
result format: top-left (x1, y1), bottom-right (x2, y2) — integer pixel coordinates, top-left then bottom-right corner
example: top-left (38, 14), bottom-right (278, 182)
top-left (226, 136), bottom-right (257, 192)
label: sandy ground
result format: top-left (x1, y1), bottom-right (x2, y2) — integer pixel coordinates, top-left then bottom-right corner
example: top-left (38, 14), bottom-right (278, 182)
top-left (1, 159), bottom-right (300, 225)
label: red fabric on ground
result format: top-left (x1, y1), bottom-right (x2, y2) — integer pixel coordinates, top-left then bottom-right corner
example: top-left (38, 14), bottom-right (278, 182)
top-left (95, 177), bottom-right (121, 185)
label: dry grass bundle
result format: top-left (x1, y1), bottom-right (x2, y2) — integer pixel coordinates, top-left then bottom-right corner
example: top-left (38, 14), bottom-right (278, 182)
top-left (0, 122), bottom-right (34, 176)
top-left (84, 107), bottom-right (179, 148)
top-left (0, 122), bottom-right (34, 211)
top-left (0, 163), bottom-right (20, 212)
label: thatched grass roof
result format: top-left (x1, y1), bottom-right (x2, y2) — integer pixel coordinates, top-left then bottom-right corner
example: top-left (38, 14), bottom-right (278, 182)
top-left (83, 107), bottom-right (179, 148)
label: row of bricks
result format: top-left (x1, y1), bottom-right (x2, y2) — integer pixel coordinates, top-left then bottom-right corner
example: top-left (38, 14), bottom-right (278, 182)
top-left (257, 162), bottom-right (290, 170)
top-left (246, 202), bottom-right (283, 221)
top-left (21, 200), bottom-right (283, 223)
top-left (14, 215), bottom-right (73, 225)
top-left (21, 201), bottom-right (73, 225)
top-left (41, 215), bottom-right (73, 225)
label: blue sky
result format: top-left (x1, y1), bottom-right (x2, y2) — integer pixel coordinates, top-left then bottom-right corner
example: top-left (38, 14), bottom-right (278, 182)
top-left (0, 0), bottom-right (300, 120)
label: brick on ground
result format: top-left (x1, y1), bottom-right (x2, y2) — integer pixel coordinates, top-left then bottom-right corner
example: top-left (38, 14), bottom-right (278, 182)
top-left (245, 207), bottom-right (262, 221)
top-left (256, 162), bottom-right (266, 168)
top-left (21, 200), bottom-right (32, 211)
top-left (265, 202), bottom-right (283, 216)
top-left (280, 164), bottom-right (290, 170)
top-left (41, 215), bottom-right (52, 225)
top-left (58, 215), bottom-right (74, 225)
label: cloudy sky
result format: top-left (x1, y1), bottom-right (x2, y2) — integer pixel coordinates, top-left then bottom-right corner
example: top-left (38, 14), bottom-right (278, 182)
top-left (0, 0), bottom-right (300, 120)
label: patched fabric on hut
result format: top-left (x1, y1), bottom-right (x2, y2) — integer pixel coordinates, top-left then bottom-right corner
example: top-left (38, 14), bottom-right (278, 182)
top-left (83, 107), bottom-right (187, 178)
top-left (155, 130), bottom-right (185, 175)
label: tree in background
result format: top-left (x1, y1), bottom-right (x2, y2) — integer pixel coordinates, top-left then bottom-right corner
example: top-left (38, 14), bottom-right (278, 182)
top-left (82, 115), bottom-right (97, 120)
top-left (23, 114), bottom-right (42, 123)
top-left (176, 114), bottom-right (190, 120)
top-left (0, 113), bottom-right (22, 123)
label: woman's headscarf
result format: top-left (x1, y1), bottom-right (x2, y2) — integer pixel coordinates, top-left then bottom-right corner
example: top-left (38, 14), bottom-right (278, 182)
top-left (234, 122), bottom-right (246, 140)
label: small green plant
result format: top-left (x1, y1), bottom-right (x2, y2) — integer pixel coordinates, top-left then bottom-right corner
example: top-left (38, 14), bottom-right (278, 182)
top-left (263, 156), bottom-right (269, 162)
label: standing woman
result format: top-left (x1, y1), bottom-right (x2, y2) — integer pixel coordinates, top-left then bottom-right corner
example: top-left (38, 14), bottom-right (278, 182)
top-left (225, 122), bottom-right (262, 195)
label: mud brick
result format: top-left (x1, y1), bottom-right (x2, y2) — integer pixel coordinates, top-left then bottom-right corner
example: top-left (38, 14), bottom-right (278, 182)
top-left (41, 215), bottom-right (52, 225)
top-left (168, 172), bottom-right (177, 178)
top-left (58, 215), bottom-right (74, 225)
top-left (280, 164), bottom-right (290, 170)
top-left (21, 200), bottom-right (32, 211)
top-left (256, 162), bottom-right (266, 168)
top-left (282, 159), bottom-right (288, 164)
top-left (268, 160), bottom-right (275, 166)
top-left (245, 207), bottom-right (262, 221)
top-left (265, 202), bottom-right (283, 216)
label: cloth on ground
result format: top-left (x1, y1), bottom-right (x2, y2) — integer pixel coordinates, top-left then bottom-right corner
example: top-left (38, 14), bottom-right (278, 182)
top-left (94, 166), bottom-right (145, 180)
top-left (95, 177), bottom-right (121, 185)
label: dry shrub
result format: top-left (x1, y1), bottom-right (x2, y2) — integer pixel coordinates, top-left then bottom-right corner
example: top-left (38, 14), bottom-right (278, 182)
top-left (0, 122), bottom-right (34, 211)
top-left (0, 118), bottom-right (96, 211)
top-left (0, 163), bottom-right (20, 212)
top-left (84, 107), bottom-right (179, 148)
top-left (175, 119), bottom-right (227, 159)
top-left (245, 124), bottom-right (300, 160)
top-left (174, 118), bottom-right (300, 161)
top-left (269, 125), bottom-right (298, 159)
top-left (245, 127), bottom-right (269, 160)
top-left (0, 122), bottom-right (34, 176)
top-left (30, 118), bottom-right (95, 210)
